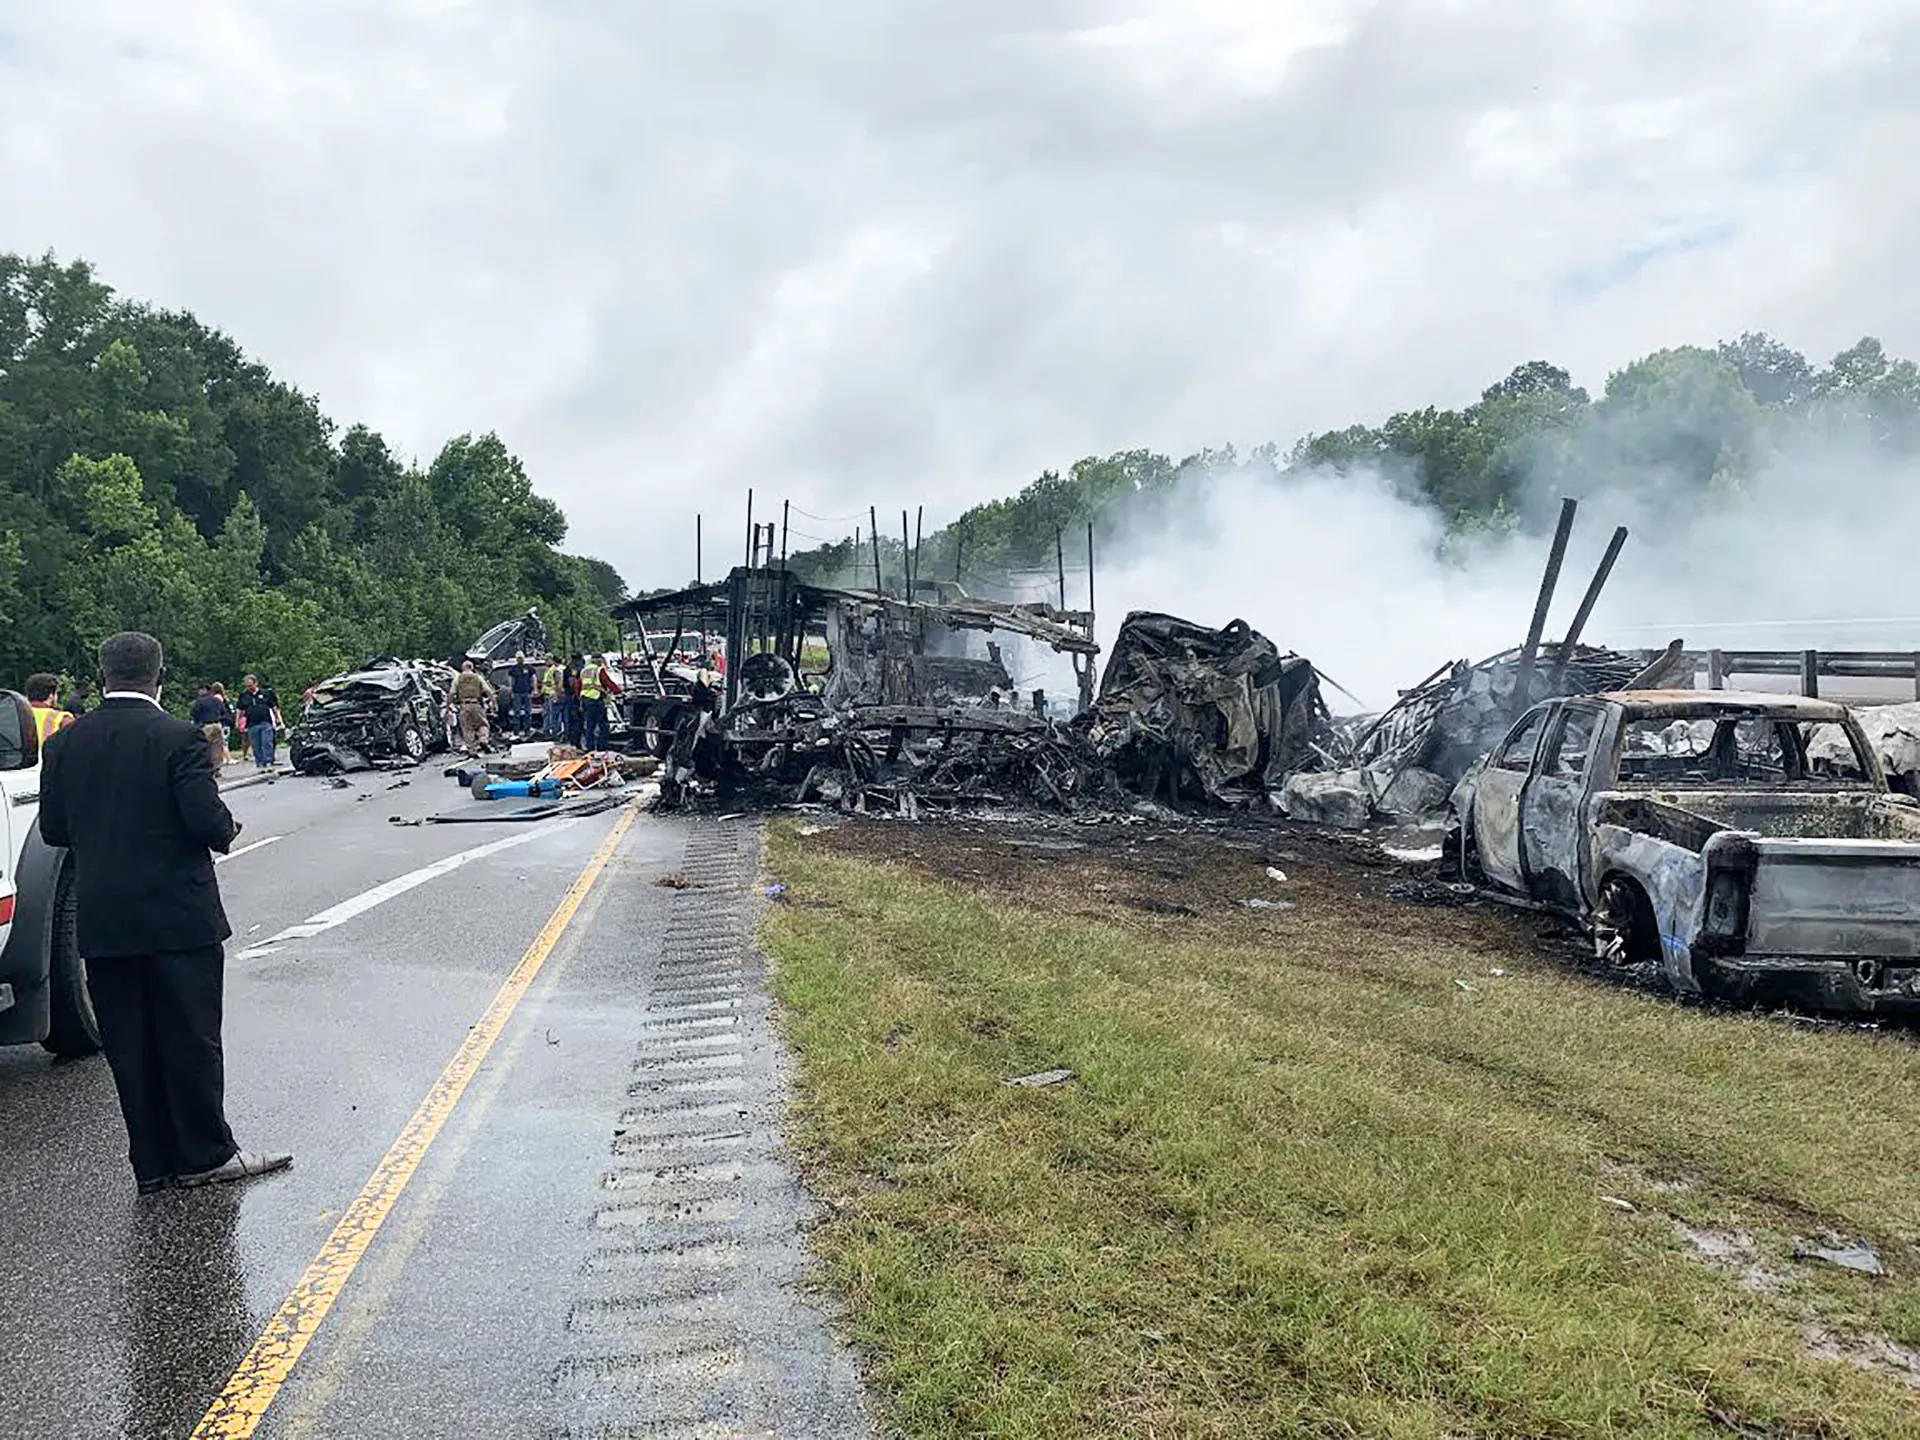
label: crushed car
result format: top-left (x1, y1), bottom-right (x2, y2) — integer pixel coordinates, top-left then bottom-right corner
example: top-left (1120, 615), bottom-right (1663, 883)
top-left (1092, 611), bottom-right (1332, 809)
top-left (291, 659), bottom-right (457, 774)
top-left (1448, 690), bottom-right (1920, 1014)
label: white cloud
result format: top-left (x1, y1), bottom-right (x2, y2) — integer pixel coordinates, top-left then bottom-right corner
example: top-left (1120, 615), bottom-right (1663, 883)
top-left (2, 0), bottom-right (1918, 600)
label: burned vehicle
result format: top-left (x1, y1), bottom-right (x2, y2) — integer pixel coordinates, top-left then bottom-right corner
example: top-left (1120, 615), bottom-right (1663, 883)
top-left (1449, 691), bottom-right (1920, 1014)
top-left (610, 565), bottom-right (1103, 811)
top-left (291, 660), bottom-right (457, 774)
top-left (1093, 612), bottom-right (1332, 808)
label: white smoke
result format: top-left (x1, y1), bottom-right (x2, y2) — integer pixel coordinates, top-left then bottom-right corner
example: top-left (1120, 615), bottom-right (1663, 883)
top-left (1093, 444), bottom-right (1920, 715)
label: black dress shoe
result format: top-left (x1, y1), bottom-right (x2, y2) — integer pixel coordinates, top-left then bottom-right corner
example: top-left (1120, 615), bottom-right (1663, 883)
top-left (177, 1150), bottom-right (293, 1188)
top-left (136, 1177), bottom-right (172, 1196)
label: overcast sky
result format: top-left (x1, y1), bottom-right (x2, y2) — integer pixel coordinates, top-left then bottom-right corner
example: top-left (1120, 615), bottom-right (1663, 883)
top-left (3, 0), bottom-right (1918, 588)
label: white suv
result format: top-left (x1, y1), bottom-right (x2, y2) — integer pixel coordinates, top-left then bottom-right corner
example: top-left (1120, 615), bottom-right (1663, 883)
top-left (0, 690), bottom-right (99, 1057)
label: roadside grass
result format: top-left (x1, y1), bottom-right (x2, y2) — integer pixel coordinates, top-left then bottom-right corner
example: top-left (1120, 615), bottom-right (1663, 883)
top-left (764, 824), bottom-right (1920, 1439)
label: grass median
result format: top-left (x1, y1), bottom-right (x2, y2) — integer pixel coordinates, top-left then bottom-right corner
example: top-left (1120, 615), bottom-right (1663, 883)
top-left (764, 820), bottom-right (1920, 1439)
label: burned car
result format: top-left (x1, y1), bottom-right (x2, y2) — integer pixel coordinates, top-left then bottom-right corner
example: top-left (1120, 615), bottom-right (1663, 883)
top-left (1449, 691), bottom-right (1920, 1014)
top-left (290, 660), bottom-right (457, 774)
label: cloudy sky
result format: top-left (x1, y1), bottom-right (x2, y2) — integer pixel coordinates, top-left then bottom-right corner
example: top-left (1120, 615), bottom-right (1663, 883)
top-left (3, 0), bottom-right (1918, 587)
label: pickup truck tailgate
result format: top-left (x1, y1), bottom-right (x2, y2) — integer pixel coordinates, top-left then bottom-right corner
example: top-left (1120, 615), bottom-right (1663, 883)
top-left (1748, 840), bottom-right (1920, 958)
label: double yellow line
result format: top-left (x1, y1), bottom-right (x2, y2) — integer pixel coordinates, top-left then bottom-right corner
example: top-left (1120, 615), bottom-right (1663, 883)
top-left (192, 805), bottom-right (638, 1439)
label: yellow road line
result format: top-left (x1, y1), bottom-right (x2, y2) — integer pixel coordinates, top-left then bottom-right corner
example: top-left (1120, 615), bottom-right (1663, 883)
top-left (192, 805), bottom-right (639, 1440)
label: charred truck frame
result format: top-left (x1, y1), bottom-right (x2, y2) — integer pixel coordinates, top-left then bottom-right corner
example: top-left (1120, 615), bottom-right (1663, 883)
top-left (611, 565), bottom-right (1101, 811)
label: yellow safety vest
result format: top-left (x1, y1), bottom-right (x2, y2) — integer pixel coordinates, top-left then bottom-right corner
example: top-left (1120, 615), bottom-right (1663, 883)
top-left (30, 704), bottom-right (73, 747)
top-left (541, 665), bottom-right (564, 698)
top-left (580, 669), bottom-right (605, 702)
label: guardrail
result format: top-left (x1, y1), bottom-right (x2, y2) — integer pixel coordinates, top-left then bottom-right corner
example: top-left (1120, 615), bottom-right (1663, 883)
top-left (1660, 649), bottom-right (1920, 701)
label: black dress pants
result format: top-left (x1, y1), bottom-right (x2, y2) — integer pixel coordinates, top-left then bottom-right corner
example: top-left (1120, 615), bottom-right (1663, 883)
top-left (86, 947), bottom-right (238, 1184)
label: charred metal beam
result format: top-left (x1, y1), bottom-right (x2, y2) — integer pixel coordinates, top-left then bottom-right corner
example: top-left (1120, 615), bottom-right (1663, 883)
top-left (1548, 524), bottom-right (1629, 689)
top-left (1510, 497), bottom-right (1578, 717)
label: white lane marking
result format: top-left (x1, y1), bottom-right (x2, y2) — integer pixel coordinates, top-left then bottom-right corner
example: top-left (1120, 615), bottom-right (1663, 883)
top-left (233, 825), bottom-right (575, 960)
top-left (217, 835), bottom-right (283, 865)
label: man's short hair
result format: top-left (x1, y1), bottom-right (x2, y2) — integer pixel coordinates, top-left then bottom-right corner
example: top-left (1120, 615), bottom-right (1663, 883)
top-left (24, 673), bottom-right (59, 703)
top-left (98, 632), bottom-right (165, 691)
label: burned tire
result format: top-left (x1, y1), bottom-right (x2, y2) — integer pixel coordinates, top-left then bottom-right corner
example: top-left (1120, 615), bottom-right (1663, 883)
top-left (640, 704), bottom-right (678, 759)
top-left (396, 722), bottom-right (427, 762)
top-left (42, 863), bottom-right (100, 1058)
top-left (1593, 875), bottom-right (1660, 968)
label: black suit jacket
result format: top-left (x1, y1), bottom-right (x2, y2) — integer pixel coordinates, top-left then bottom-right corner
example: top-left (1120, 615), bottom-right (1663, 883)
top-left (38, 697), bottom-right (239, 958)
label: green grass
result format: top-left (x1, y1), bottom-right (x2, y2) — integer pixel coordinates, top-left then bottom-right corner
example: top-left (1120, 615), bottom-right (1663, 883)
top-left (763, 825), bottom-right (1920, 1439)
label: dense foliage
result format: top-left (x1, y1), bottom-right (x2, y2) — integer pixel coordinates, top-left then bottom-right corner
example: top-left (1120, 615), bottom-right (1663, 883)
top-left (791, 336), bottom-right (1920, 588)
top-left (0, 253), bottom-right (625, 699)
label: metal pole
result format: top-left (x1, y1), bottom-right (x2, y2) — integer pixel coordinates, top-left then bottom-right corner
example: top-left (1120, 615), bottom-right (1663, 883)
top-left (1547, 525), bottom-right (1628, 688)
top-left (901, 510), bottom-right (912, 599)
top-left (913, 506), bottom-right (924, 596)
top-left (1055, 529), bottom-right (1066, 612)
top-left (1086, 522), bottom-right (1095, 618)
top-left (869, 506), bottom-right (882, 594)
top-left (955, 524), bottom-right (964, 583)
top-left (1510, 497), bottom-right (1578, 717)
top-left (696, 513), bottom-right (702, 585)
top-left (780, 501), bottom-right (790, 567)
top-left (744, 488), bottom-right (755, 571)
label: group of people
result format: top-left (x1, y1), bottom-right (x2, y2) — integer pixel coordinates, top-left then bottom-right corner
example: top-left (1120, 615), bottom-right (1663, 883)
top-left (451, 653), bottom-right (619, 756)
top-left (186, 676), bottom-right (285, 772)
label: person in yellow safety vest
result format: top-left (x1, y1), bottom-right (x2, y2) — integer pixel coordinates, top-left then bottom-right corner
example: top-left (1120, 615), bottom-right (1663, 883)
top-left (24, 673), bottom-right (76, 748)
top-left (541, 657), bottom-right (567, 739)
top-left (579, 657), bottom-right (612, 753)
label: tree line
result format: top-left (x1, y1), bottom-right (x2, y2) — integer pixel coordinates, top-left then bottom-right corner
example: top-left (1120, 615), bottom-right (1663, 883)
top-left (0, 252), bottom-right (625, 705)
top-left (789, 333), bottom-right (1920, 590)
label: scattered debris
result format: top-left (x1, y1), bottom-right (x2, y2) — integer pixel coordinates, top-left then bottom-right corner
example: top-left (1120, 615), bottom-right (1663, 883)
top-left (1003, 1068), bottom-right (1075, 1089)
top-left (1278, 771), bottom-right (1371, 829)
top-left (1265, 866), bottom-right (1287, 883)
top-left (1600, 1195), bottom-right (1637, 1213)
top-left (1382, 843), bottom-right (1445, 864)
top-left (763, 883), bottom-right (789, 901)
top-left (1241, 898), bottom-right (1295, 911)
top-left (1794, 1238), bottom-right (1888, 1277)
top-left (656, 872), bottom-right (693, 890)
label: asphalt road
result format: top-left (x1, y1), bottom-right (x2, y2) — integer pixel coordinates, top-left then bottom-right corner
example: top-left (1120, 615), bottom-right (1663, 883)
top-left (0, 769), bottom-right (868, 1439)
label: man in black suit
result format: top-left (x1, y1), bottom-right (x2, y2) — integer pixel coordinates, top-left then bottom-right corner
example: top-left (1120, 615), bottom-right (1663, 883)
top-left (38, 632), bottom-right (291, 1195)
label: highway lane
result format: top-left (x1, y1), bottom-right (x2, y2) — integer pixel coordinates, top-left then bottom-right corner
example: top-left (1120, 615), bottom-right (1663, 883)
top-left (0, 772), bottom-right (867, 1438)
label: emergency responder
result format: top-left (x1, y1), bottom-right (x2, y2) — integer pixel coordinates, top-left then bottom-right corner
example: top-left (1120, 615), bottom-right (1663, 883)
top-left (579, 655), bottom-right (612, 752)
top-left (450, 660), bottom-right (493, 755)
top-left (541, 656), bottom-right (567, 738)
top-left (24, 673), bottom-right (75, 747)
top-left (563, 656), bottom-right (586, 749)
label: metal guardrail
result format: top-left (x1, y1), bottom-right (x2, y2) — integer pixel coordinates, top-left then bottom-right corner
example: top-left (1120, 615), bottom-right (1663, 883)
top-left (1664, 649), bottom-right (1920, 701)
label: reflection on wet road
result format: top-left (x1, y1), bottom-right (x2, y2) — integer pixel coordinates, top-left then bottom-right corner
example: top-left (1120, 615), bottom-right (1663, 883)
top-left (0, 774), bottom-right (867, 1439)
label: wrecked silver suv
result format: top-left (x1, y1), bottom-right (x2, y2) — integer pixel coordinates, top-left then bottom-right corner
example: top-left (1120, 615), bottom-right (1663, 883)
top-left (1450, 691), bottom-right (1920, 1014)
top-left (291, 659), bottom-right (457, 774)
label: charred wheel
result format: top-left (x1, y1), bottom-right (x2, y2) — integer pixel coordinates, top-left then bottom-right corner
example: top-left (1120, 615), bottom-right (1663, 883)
top-left (1592, 875), bottom-right (1660, 967)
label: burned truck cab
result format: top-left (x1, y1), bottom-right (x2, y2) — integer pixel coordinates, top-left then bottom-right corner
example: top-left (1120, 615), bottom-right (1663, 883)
top-left (1452, 691), bottom-right (1920, 1015)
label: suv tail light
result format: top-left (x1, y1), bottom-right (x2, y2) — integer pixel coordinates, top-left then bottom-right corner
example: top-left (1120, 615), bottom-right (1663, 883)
top-left (0, 893), bottom-right (14, 926)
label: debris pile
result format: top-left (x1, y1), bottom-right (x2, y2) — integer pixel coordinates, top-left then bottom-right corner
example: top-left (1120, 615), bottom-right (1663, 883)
top-left (1350, 642), bottom-right (1682, 785)
top-left (1810, 701), bottom-right (1920, 796)
top-left (1091, 612), bottom-right (1332, 808)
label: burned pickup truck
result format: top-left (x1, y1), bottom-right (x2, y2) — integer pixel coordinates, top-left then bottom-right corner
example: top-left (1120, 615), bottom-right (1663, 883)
top-left (1450, 691), bottom-right (1920, 1014)
top-left (290, 660), bottom-right (457, 774)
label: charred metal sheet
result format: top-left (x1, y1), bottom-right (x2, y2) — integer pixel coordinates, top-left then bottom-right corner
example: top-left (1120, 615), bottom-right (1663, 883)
top-left (1092, 611), bottom-right (1332, 808)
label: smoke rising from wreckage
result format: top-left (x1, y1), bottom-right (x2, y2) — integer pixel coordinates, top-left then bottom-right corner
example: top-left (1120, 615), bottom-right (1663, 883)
top-left (605, 493), bottom-right (1920, 1020)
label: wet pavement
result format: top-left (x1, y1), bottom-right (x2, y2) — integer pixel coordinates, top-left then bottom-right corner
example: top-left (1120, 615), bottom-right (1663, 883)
top-left (0, 770), bottom-right (869, 1439)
